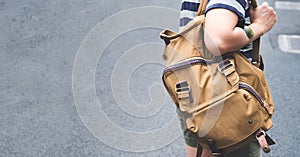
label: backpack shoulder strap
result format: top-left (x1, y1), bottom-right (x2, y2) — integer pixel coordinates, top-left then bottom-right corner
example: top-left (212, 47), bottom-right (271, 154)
top-left (250, 0), bottom-right (261, 68)
top-left (196, 0), bottom-right (209, 16)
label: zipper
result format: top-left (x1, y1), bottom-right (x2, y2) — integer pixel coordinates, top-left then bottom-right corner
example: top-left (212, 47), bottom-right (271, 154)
top-left (163, 57), bottom-right (213, 73)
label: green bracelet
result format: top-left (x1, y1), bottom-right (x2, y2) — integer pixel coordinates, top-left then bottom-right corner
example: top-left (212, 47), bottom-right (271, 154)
top-left (244, 26), bottom-right (254, 39)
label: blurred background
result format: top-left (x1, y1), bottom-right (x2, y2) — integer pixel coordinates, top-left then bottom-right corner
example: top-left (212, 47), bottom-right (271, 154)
top-left (1, 0), bottom-right (299, 156)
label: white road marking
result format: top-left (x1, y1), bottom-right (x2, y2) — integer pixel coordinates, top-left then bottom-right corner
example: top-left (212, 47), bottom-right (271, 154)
top-left (278, 35), bottom-right (300, 54)
top-left (275, 1), bottom-right (300, 10)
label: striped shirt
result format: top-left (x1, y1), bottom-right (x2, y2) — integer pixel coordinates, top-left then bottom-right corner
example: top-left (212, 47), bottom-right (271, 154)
top-left (180, 0), bottom-right (250, 30)
top-left (179, 0), bottom-right (253, 58)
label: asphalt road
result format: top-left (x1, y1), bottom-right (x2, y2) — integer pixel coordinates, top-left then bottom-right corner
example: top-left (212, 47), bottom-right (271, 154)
top-left (1, 0), bottom-right (299, 157)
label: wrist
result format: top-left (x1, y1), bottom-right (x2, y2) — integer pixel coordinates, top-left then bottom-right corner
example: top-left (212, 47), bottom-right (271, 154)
top-left (248, 23), bottom-right (265, 39)
top-left (244, 26), bottom-right (254, 39)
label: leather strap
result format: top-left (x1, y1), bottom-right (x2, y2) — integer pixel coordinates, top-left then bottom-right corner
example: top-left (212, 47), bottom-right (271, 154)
top-left (255, 129), bottom-right (276, 153)
top-left (196, 143), bottom-right (203, 157)
top-left (208, 139), bottom-right (224, 157)
top-left (196, 0), bottom-right (209, 16)
top-left (160, 0), bottom-right (208, 41)
top-left (250, 0), bottom-right (261, 67)
top-left (218, 59), bottom-right (239, 86)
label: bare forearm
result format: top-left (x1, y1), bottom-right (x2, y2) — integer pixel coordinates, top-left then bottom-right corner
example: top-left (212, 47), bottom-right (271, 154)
top-left (204, 23), bottom-right (268, 56)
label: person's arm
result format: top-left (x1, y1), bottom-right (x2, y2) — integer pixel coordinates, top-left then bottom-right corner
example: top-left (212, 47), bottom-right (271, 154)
top-left (204, 2), bottom-right (277, 56)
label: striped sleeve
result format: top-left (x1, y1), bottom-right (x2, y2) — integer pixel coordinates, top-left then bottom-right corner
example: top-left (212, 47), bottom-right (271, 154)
top-left (205, 0), bottom-right (249, 18)
top-left (179, 0), bottom-right (200, 30)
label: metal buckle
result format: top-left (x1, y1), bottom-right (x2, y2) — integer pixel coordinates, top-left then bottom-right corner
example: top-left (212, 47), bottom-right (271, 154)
top-left (252, 56), bottom-right (261, 67)
top-left (212, 153), bottom-right (222, 156)
top-left (256, 129), bottom-right (271, 153)
top-left (218, 59), bottom-right (233, 73)
top-left (256, 129), bottom-right (266, 139)
top-left (175, 80), bottom-right (190, 94)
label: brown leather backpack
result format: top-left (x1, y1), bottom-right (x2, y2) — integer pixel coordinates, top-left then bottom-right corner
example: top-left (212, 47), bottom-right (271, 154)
top-left (160, 0), bottom-right (275, 154)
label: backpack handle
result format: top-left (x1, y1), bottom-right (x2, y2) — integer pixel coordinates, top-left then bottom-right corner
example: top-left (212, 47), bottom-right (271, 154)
top-left (160, 0), bottom-right (209, 40)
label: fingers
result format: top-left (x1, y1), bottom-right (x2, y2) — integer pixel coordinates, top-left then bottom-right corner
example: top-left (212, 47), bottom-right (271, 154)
top-left (251, 1), bottom-right (277, 34)
top-left (260, 2), bottom-right (276, 17)
top-left (261, 2), bottom-right (269, 7)
top-left (267, 6), bottom-right (277, 21)
top-left (261, 2), bottom-right (270, 12)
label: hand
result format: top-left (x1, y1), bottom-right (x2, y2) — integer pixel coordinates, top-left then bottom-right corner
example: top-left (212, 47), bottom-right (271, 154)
top-left (250, 2), bottom-right (277, 35)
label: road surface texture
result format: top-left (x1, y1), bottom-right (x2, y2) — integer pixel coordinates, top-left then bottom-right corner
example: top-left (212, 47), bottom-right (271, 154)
top-left (1, 0), bottom-right (299, 157)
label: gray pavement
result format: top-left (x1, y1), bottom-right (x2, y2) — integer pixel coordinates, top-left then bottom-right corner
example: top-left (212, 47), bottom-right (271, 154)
top-left (1, 0), bottom-right (299, 157)
top-left (262, 0), bottom-right (300, 156)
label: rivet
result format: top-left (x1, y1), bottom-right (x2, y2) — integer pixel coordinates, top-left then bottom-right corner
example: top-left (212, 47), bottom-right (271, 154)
top-left (248, 119), bottom-right (253, 124)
